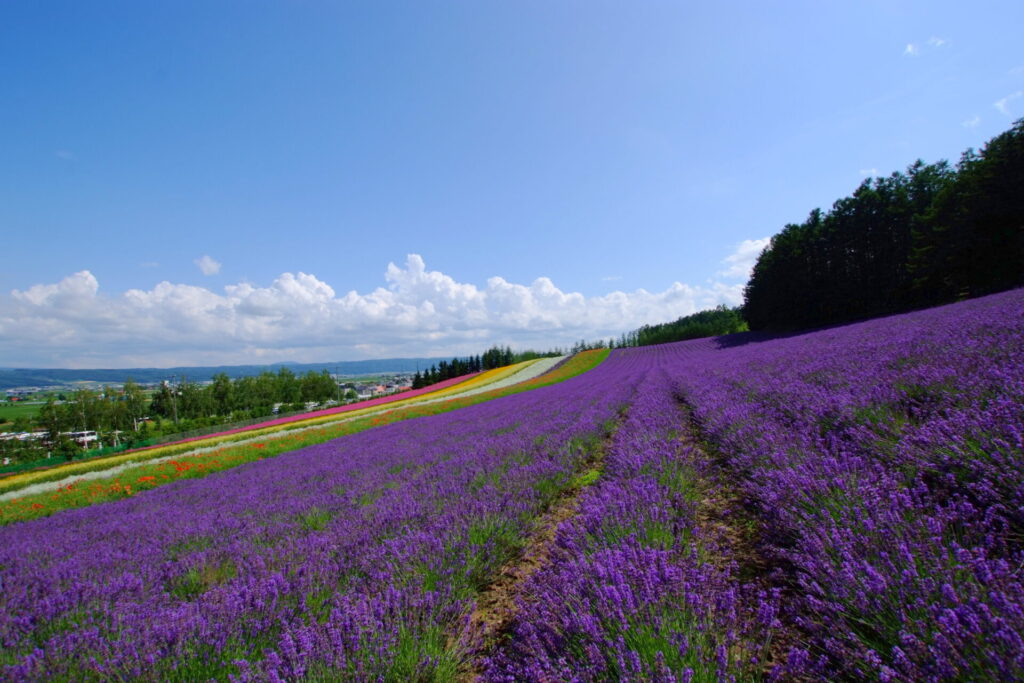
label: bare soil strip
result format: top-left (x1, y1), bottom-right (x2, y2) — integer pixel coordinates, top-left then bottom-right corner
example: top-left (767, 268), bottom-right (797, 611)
top-left (457, 440), bottom-right (609, 680)
top-left (455, 395), bottom-right (795, 680)
top-left (674, 397), bottom-right (801, 674)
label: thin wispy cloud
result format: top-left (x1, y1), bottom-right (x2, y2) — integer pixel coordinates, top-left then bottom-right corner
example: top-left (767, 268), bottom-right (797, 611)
top-left (54, 150), bottom-right (75, 160)
top-left (718, 238), bottom-right (770, 280)
top-left (601, 275), bottom-right (623, 282)
top-left (1011, 65), bottom-right (1024, 77)
top-left (194, 255), bottom-right (222, 276)
top-left (962, 115), bottom-right (981, 128)
top-left (994, 91), bottom-right (1023, 116)
top-left (140, 261), bottom-right (160, 269)
top-left (904, 37), bottom-right (946, 57)
top-left (859, 168), bottom-right (879, 177)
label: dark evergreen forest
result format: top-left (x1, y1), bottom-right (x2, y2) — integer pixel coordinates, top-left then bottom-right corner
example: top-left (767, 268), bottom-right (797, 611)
top-left (411, 345), bottom-right (563, 389)
top-left (744, 119), bottom-right (1024, 330)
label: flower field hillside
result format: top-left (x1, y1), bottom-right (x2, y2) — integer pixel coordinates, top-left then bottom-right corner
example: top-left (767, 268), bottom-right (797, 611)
top-left (1, 289), bottom-right (1022, 680)
top-left (488, 288), bottom-right (1024, 680)
top-left (0, 356), bottom-right (574, 518)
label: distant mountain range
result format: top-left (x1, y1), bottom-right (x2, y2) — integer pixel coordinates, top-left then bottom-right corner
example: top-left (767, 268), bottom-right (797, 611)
top-left (0, 358), bottom-right (453, 390)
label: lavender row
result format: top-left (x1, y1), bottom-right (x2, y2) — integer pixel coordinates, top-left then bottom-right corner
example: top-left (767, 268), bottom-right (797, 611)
top-left (485, 359), bottom-right (782, 681)
top-left (0, 354), bottom-right (650, 681)
top-left (668, 289), bottom-right (1024, 678)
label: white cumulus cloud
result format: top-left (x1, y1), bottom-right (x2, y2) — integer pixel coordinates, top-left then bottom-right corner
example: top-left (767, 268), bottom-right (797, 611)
top-left (194, 255), bottom-right (222, 276)
top-left (0, 252), bottom-right (763, 367)
top-left (718, 238), bottom-right (770, 280)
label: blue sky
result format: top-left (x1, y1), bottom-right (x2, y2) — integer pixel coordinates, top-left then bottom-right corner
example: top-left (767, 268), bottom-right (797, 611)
top-left (2, 1), bottom-right (1022, 368)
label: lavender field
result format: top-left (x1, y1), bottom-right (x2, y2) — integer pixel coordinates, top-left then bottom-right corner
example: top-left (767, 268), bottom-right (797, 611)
top-left (1, 289), bottom-right (1022, 681)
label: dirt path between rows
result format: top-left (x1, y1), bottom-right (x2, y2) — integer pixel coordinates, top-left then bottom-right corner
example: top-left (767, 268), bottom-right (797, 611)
top-left (452, 392), bottom-right (796, 680)
top-left (674, 397), bottom-right (800, 675)
top-left (456, 438), bottom-right (609, 680)
top-left (460, 490), bottom-right (583, 677)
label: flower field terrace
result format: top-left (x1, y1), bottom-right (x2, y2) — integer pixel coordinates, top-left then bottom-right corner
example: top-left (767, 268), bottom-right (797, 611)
top-left (0, 367), bottom-right (490, 495)
top-left (0, 349), bottom-right (635, 680)
top-left (1, 289), bottom-right (1022, 680)
top-left (0, 355), bottom-right (584, 524)
top-left (662, 288), bottom-right (1024, 679)
top-left (485, 357), bottom-right (783, 681)
top-left (484, 290), bottom-right (1024, 680)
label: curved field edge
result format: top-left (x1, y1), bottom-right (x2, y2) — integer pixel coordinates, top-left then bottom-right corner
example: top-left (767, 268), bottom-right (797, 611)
top-left (486, 289), bottom-right (1024, 680)
top-left (0, 347), bottom-right (625, 681)
top-left (0, 358), bottom-right (552, 496)
top-left (0, 359), bottom-right (558, 501)
top-left (0, 351), bottom-right (607, 525)
top-left (2, 290), bottom-right (1021, 680)
top-left (0, 369), bottom-right (486, 490)
top-left (0, 355), bottom-right (583, 510)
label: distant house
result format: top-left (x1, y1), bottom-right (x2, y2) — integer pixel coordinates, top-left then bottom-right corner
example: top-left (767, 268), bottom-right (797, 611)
top-left (64, 431), bottom-right (99, 448)
top-left (0, 431), bottom-right (49, 443)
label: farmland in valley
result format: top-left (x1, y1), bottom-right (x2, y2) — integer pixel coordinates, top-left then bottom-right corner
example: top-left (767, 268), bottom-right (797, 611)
top-left (0, 401), bottom-right (43, 426)
top-left (1, 289), bottom-right (1022, 680)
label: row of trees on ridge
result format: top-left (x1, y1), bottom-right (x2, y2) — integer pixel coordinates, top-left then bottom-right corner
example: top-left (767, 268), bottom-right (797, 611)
top-left (410, 345), bottom-right (565, 389)
top-left (744, 119), bottom-right (1024, 329)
